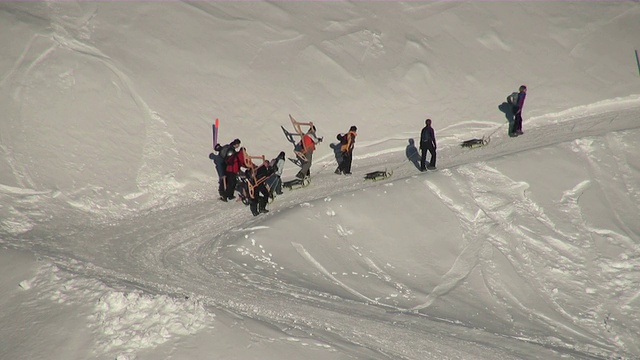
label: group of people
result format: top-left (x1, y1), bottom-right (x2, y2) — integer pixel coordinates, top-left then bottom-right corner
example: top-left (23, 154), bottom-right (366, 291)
top-left (209, 85), bottom-right (527, 216)
top-left (209, 123), bottom-right (359, 216)
top-left (420, 84), bottom-right (528, 170)
top-left (292, 124), bottom-right (359, 178)
top-left (210, 139), bottom-right (285, 216)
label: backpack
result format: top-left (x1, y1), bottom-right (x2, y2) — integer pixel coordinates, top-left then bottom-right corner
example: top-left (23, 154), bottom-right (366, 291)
top-left (507, 92), bottom-right (519, 105)
top-left (218, 144), bottom-right (233, 160)
top-left (270, 158), bottom-right (279, 173)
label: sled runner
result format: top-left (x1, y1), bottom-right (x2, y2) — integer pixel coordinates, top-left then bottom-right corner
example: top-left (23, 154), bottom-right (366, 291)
top-left (288, 157), bottom-right (303, 167)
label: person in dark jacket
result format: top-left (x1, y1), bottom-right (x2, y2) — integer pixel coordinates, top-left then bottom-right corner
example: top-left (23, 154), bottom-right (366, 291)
top-left (213, 139), bottom-right (241, 200)
top-left (266, 151), bottom-right (286, 196)
top-left (209, 151), bottom-right (225, 198)
top-left (512, 85), bottom-right (527, 136)
top-left (335, 125), bottom-right (357, 175)
top-left (420, 119), bottom-right (437, 171)
top-left (247, 160), bottom-right (273, 216)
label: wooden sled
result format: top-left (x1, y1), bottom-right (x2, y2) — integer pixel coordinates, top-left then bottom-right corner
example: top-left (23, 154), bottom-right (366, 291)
top-left (364, 169), bottom-right (393, 181)
top-left (282, 176), bottom-right (310, 190)
top-left (461, 137), bottom-right (489, 148)
top-left (284, 114), bottom-right (323, 162)
top-left (240, 148), bottom-right (270, 199)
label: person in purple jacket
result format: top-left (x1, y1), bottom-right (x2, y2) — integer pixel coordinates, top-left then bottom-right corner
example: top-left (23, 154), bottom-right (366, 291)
top-left (512, 85), bottom-right (527, 136)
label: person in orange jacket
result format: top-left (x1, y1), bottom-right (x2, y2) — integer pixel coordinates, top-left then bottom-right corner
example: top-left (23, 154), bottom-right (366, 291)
top-left (335, 125), bottom-right (357, 175)
top-left (296, 126), bottom-right (320, 179)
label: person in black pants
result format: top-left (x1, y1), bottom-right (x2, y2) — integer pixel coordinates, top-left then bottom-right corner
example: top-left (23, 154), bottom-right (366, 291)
top-left (247, 161), bottom-right (273, 216)
top-left (512, 85), bottom-right (527, 136)
top-left (420, 119), bottom-right (437, 171)
top-left (335, 126), bottom-right (357, 175)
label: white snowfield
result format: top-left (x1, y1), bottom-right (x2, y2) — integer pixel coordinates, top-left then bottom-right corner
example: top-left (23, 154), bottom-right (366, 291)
top-left (1, 2), bottom-right (639, 360)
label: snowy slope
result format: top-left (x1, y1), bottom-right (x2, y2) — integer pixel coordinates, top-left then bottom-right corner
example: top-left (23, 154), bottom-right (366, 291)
top-left (1, 2), bottom-right (639, 360)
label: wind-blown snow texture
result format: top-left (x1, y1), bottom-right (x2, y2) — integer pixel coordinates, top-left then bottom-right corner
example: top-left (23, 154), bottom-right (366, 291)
top-left (1, 2), bottom-right (639, 360)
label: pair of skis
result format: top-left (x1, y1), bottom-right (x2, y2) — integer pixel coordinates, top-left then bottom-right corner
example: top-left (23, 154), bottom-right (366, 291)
top-left (212, 118), bottom-right (220, 149)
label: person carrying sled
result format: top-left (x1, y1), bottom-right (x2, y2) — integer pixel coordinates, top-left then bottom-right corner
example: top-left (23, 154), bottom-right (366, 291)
top-left (420, 119), bottom-right (437, 171)
top-left (222, 141), bottom-right (245, 201)
top-left (511, 85), bottom-right (527, 136)
top-left (296, 126), bottom-right (320, 180)
top-left (335, 126), bottom-right (357, 175)
top-left (247, 160), bottom-right (273, 216)
top-left (266, 151), bottom-right (286, 197)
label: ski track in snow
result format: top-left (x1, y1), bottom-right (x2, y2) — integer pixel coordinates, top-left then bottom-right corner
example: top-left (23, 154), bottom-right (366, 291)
top-left (2, 103), bottom-right (640, 359)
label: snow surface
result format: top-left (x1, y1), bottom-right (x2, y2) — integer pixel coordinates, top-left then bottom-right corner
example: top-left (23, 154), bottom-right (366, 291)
top-left (1, 1), bottom-right (640, 359)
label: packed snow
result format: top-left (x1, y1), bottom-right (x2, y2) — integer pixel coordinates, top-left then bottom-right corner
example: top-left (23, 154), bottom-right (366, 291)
top-left (1, 1), bottom-right (639, 359)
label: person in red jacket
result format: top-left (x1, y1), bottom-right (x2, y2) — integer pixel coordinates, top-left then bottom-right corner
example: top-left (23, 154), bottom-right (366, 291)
top-left (296, 126), bottom-right (320, 179)
top-left (222, 142), bottom-right (245, 201)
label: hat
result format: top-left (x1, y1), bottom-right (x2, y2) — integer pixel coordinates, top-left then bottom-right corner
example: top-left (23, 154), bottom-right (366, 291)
top-left (350, 125), bottom-right (357, 131)
top-left (231, 139), bottom-right (241, 146)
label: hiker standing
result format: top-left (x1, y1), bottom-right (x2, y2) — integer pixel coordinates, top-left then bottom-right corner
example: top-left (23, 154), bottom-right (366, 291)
top-left (420, 119), bottom-right (437, 171)
top-left (512, 85), bottom-right (527, 136)
top-left (335, 126), bottom-right (357, 175)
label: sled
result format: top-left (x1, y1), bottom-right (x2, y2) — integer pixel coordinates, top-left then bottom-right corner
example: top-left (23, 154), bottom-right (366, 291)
top-left (239, 149), bottom-right (270, 199)
top-left (364, 169), bottom-right (393, 181)
top-left (282, 114), bottom-right (323, 163)
top-left (460, 137), bottom-right (489, 148)
top-left (283, 176), bottom-right (310, 190)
